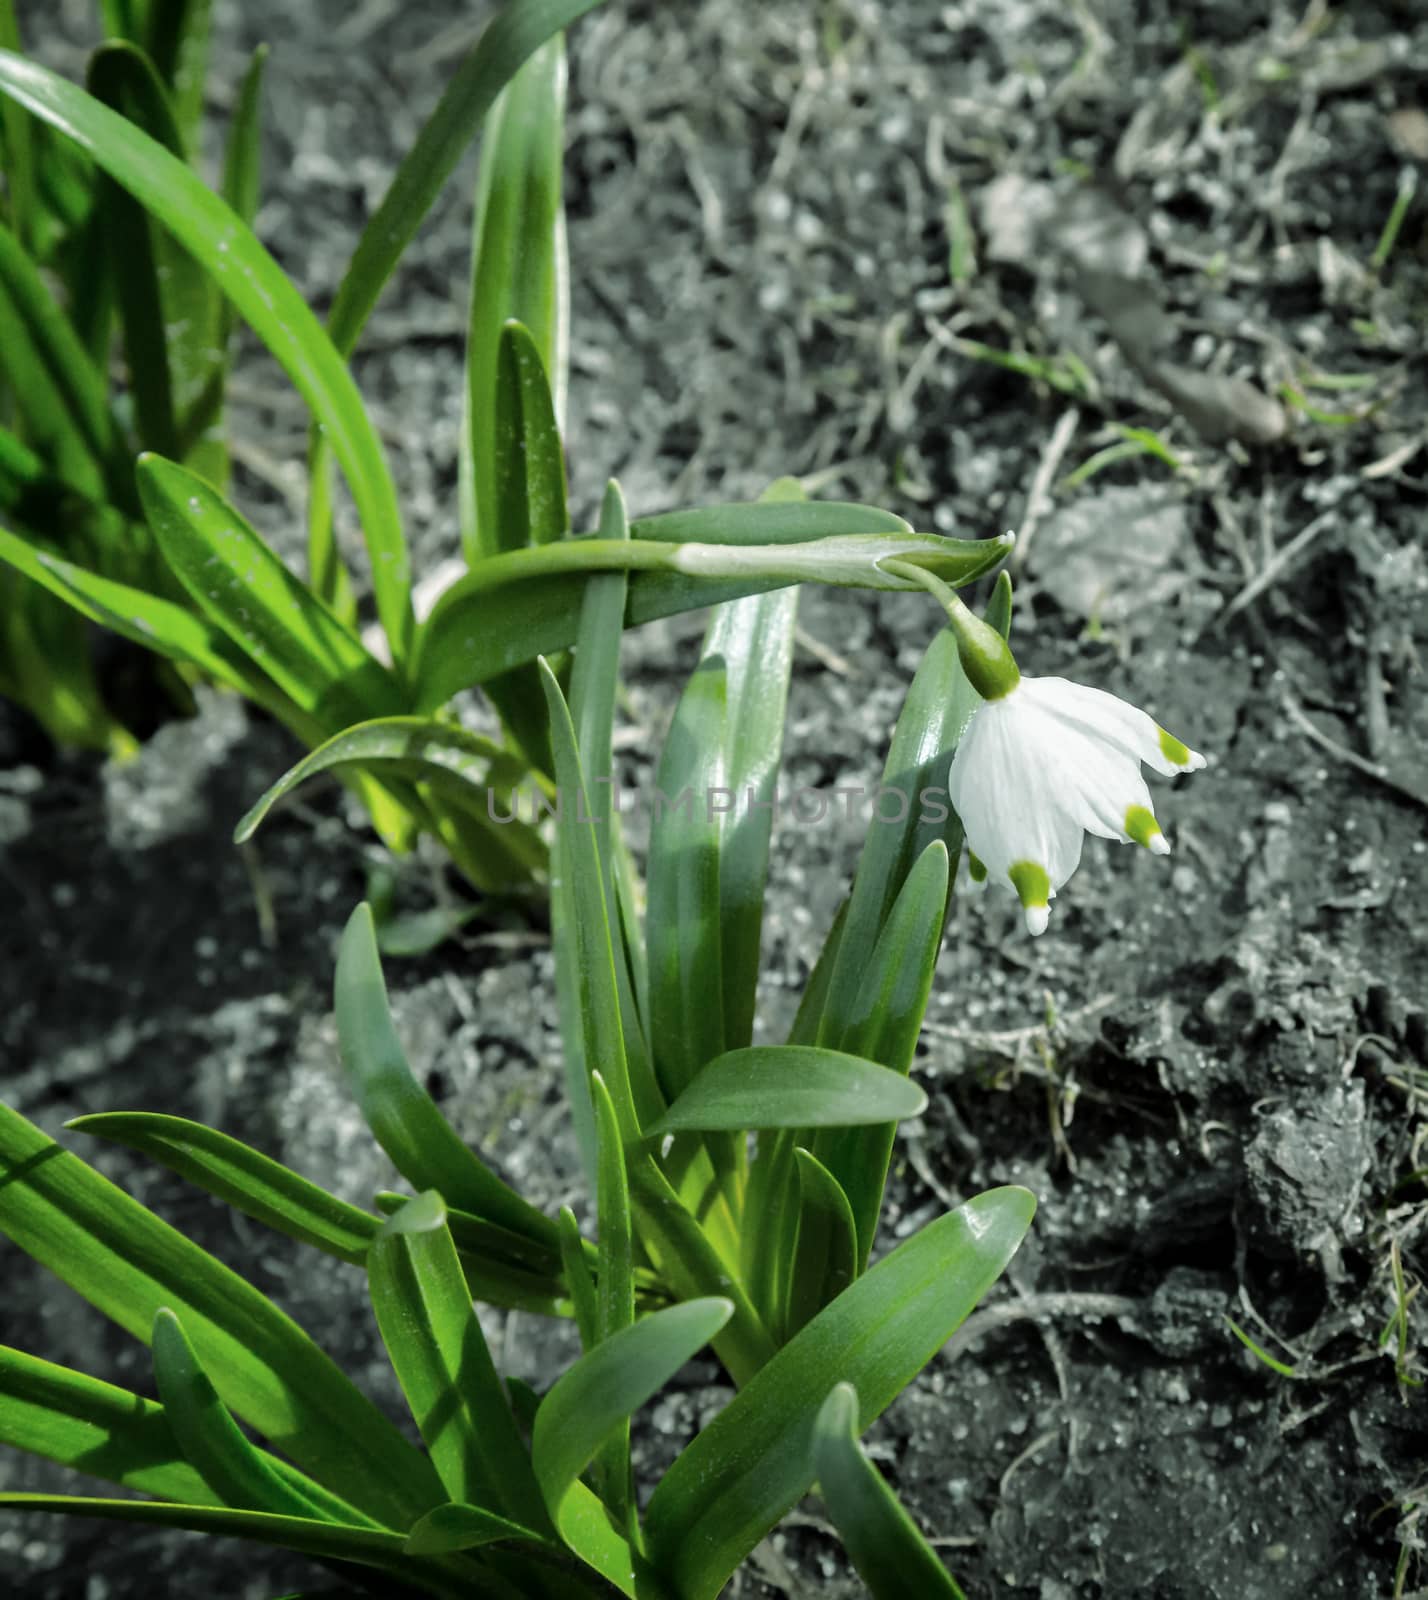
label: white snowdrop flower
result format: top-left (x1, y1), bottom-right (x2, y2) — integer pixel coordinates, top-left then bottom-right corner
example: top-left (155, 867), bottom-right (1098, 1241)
top-left (948, 675), bottom-right (1206, 935)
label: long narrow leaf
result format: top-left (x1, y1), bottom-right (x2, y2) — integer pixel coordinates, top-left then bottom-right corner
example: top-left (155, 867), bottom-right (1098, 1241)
top-left (0, 1102), bottom-right (444, 1526)
top-left (67, 1112), bottom-right (381, 1266)
top-left (0, 50), bottom-right (416, 662)
top-left (642, 1187), bottom-right (1035, 1599)
top-left (335, 903), bottom-right (560, 1251)
top-left (367, 1193), bottom-right (548, 1531)
top-left (812, 1383), bottom-right (967, 1599)
top-left (783, 1149), bottom-right (858, 1339)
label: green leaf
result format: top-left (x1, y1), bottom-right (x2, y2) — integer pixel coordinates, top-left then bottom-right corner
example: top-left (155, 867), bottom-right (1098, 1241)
top-left (491, 319), bottom-right (569, 550)
top-left (232, 716), bottom-right (545, 892)
top-left (325, 0), bottom-right (603, 361)
top-left (367, 1192), bottom-right (548, 1532)
top-left (0, 213), bottom-right (123, 501)
top-left (0, 2), bottom-right (37, 255)
top-left (66, 1112), bottom-right (381, 1266)
top-left (220, 44), bottom-right (265, 226)
top-left (87, 42), bottom-right (186, 460)
top-left (135, 454), bottom-right (402, 727)
top-left (591, 1073), bottom-right (634, 1531)
top-left (646, 656), bottom-right (726, 1103)
top-left (0, 49), bottom-right (416, 662)
top-left (629, 500), bottom-right (910, 545)
top-left (647, 1046), bottom-right (927, 1137)
top-left (404, 1500), bottom-right (545, 1557)
top-left (531, 1299), bottom-right (733, 1523)
top-left (557, 1207), bottom-right (599, 1352)
top-left (811, 841), bottom-right (949, 1269)
top-left (812, 1384), bottom-right (967, 1599)
top-left (335, 902), bottom-right (561, 1253)
top-left (536, 658), bottom-right (637, 1144)
top-left (0, 1344), bottom-right (216, 1504)
top-left (142, 0), bottom-right (211, 149)
top-left (783, 1150), bottom-right (858, 1339)
top-left (151, 1308), bottom-right (365, 1523)
top-left (816, 626), bottom-right (973, 1051)
top-left (0, 1101), bottom-right (444, 1527)
top-left (642, 1187), bottom-right (1035, 1600)
top-left (462, 38), bottom-right (566, 564)
top-left (703, 584), bottom-right (796, 1052)
top-left (0, 1494), bottom-right (413, 1571)
top-left (0, 522), bottom-right (315, 734)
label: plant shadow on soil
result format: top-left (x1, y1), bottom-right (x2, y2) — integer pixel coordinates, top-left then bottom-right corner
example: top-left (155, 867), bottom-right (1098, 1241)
top-left (4, 0), bottom-right (1428, 1596)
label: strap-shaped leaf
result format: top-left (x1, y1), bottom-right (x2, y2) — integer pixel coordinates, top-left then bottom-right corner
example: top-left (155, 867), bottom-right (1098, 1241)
top-left (0, 1494), bottom-right (416, 1572)
top-left (67, 1112), bottom-right (381, 1265)
top-left (462, 32), bottom-right (567, 564)
top-left (591, 1072), bottom-right (634, 1531)
top-left (367, 1192), bottom-right (548, 1532)
top-left (812, 1383), bottom-right (968, 1599)
top-left (335, 903), bottom-right (560, 1252)
top-left (412, 525), bottom-right (1012, 710)
top-left (816, 625), bottom-right (974, 1052)
top-left (703, 578), bottom-right (796, 1050)
top-left (531, 1299), bottom-right (733, 1523)
top-left (642, 1187), bottom-right (1035, 1599)
top-left (646, 1046), bottom-right (928, 1137)
top-left (0, 1344), bottom-right (216, 1504)
top-left (87, 42), bottom-right (187, 461)
top-left (136, 454), bottom-right (402, 727)
top-left (404, 1500), bottom-right (545, 1557)
top-left (143, 0), bottom-right (211, 150)
top-left (0, 213), bottom-right (123, 500)
top-left (491, 319), bottom-right (568, 549)
top-left (0, 523), bottom-right (314, 732)
top-left (0, 1), bottom-right (36, 253)
top-left (646, 655), bottom-right (727, 1103)
top-left (0, 49), bottom-right (416, 662)
top-left (0, 1102), bottom-right (444, 1526)
top-left (537, 657), bottom-right (638, 1143)
top-left (629, 500), bottom-right (910, 545)
top-left (326, 0), bottom-right (603, 359)
top-left (151, 1308), bottom-right (365, 1523)
top-left (811, 841), bottom-right (949, 1268)
top-left (783, 1150), bottom-right (858, 1339)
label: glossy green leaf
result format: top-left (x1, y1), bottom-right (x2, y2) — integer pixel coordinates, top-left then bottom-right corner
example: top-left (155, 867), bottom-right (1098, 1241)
top-left (335, 903), bottom-right (560, 1252)
top-left (87, 42), bottom-right (186, 460)
top-left (0, 49), bottom-right (415, 662)
top-left (0, 1494), bottom-right (415, 1571)
top-left (462, 37), bottom-right (566, 564)
top-left (0, 567), bottom-right (127, 752)
top-left (642, 1187), bottom-right (1035, 1599)
top-left (491, 319), bottom-right (568, 551)
top-left (816, 625), bottom-right (973, 1052)
top-left (537, 657), bottom-right (637, 1143)
top-left (0, 213), bottom-right (123, 500)
top-left (0, 522), bottom-right (314, 733)
top-left (368, 1192), bottom-right (548, 1531)
top-left (812, 841), bottom-right (949, 1268)
top-left (629, 500), bottom-right (910, 545)
top-left (151, 1308), bottom-right (357, 1522)
top-left (0, 1344), bottom-right (215, 1504)
top-left (531, 1299), bottom-right (732, 1522)
top-left (67, 1112), bottom-right (381, 1266)
top-left (135, 454), bottom-right (402, 727)
top-left (703, 584), bottom-right (796, 1051)
top-left (220, 44), bottom-right (265, 226)
top-left (813, 1383), bottom-right (967, 1599)
top-left (0, 1), bottom-right (36, 253)
top-left (404, 1500), bottom-right (546, 1557)
top-left (648, 1046), bottom-right (927, 1136)
top-left (646, 656), bottom-right (726, 1103)
top-left (592, 1072), bottom-right (634, 1531)
top-left (326, 0), bottom-right (602, 360)
top-left (783, 1149), bottom-right (858, 1339)
top-left (0, 1101), bottom-right (444, 1526)
top-left (557, 1207), bottom-right (599, 1351)
top-left (412, 525), bottom-right (1011, 711)
top-left (143, 0), bottom-right (211, 149)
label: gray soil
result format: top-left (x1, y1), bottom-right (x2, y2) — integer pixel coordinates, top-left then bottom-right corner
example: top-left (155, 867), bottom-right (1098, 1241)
top-left (3, 1), bottom-right (1428, 1596)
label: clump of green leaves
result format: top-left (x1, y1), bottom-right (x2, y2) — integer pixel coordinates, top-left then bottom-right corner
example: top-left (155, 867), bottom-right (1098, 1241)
top-left (0, 579), bottom-right (1032, 1596)
top-left (0, 3), bottom-right (1006, 908)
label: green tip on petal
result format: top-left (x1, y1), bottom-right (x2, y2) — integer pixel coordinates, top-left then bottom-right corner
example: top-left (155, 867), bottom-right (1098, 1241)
top-left (1125, 803), bottom-right (1170, 855)
top-left (1008, 860), bottom-right (1051, 936)
top-left (967, 850), bottom-right (988, 883)
top-left (1158, 727), bottom-right (1200, 769)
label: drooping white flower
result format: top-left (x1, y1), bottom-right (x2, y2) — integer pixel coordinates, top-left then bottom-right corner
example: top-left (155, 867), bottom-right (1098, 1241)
top-left (947, 675), bottom-right (1205, 935)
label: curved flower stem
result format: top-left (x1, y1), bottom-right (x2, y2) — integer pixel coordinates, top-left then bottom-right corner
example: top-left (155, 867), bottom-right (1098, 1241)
top-left (881, 558), bottom-right (1021, 701)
